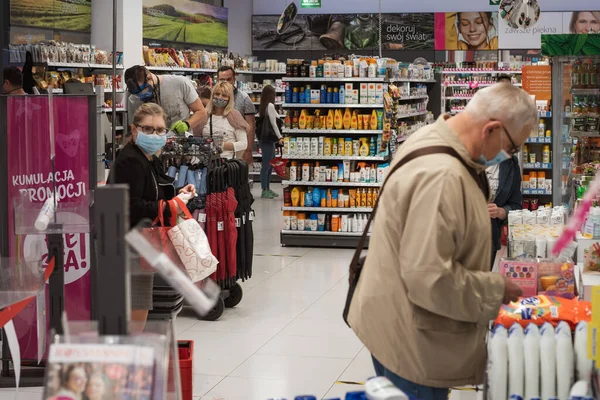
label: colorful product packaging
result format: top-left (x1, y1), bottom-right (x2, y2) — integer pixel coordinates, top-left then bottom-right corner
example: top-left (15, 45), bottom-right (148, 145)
top-left (500, 259), bottom-right (538, 297)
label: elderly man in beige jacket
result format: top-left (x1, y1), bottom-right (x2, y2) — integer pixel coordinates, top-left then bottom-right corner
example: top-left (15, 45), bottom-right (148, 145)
top-left (347, 84), bottom-right (537, 400)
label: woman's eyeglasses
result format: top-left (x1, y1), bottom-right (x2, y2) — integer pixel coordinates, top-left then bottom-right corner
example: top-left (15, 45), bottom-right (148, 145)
top-left (136, 125), bottom-right (168, 136)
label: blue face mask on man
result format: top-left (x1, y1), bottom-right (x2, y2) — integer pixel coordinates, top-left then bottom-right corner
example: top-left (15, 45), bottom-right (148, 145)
top-left (477, 127), bottom-right (511, 167)
top-left (133, 83), bottom-right (154, 103)
top-left (135, 131), bottom-right (166, 155)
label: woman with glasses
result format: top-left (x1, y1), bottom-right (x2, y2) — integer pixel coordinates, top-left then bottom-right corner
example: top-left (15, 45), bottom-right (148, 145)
top-left (196, 81), bottom-right (248, 160)
top-left (109, 103), bottom-right (196, 332)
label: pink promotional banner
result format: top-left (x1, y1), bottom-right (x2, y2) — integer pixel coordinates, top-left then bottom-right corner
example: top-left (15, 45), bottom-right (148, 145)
top-left (6, 96), bottom-right (92, 361)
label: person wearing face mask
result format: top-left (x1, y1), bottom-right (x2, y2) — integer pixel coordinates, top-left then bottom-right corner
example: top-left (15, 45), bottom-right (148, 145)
top-left (195, 81), bottom-right (249, 160)
top-left (109, 103), bottom-right (196, 332)
top-left (217, 66), bottom-right (256, 165)
top-left (487, 77), bottom-right (522, 270)
top-left (347, 83), bottom-right (537, 399)
top-left (125, 65), bottom-right (207, 135)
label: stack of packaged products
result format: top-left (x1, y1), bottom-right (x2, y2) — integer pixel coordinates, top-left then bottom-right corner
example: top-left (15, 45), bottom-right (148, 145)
top-left (285, 82), bottom-right (385, 105)
top-left (34, 70), bottom-right (123, 93)
top-left (9, 42), bottom-right (122, 65)
top-left (286, 160), bottom-right (387, 184)
top-left (284, 109), bottom-right (383, 132)
top-left (508, 207), bottom-right (567, 258)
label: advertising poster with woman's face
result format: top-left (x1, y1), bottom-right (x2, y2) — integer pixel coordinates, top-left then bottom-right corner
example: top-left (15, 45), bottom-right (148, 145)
top-left (565, 11), bottom-right (600, 34)
top-left (435, 12), bottom-right (499, 50)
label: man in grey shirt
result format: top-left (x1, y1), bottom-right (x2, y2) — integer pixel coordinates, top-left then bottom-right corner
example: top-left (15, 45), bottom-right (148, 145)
top-left (217, 66), bottom-right (256, 165)
top-left (125, 65), bottom-right (207, 134)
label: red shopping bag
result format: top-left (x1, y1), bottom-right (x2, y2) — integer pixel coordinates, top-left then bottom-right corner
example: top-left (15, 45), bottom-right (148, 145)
top-left (140, 200), bottom-right (183, 271)
top-left (269, 156), bottom-right (288, 178)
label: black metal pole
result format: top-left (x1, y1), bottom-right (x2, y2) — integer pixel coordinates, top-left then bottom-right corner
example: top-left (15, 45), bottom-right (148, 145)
top-left (47, 226), bottom-right (64, 335)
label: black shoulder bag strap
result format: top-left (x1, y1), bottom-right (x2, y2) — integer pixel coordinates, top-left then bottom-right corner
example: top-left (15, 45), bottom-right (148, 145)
top-left (343, 145), bottom-right (489, 326)
top-left (209, 114), bottom-right (213, 138)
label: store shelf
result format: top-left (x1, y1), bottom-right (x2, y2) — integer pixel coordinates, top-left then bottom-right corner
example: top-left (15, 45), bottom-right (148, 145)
top-left (281, 230), bottom-right (369, 237)
top-left (539, 111), bottom-right (552, 118)
top-left (571, 88), bottom-right (600, 95)
top-left (443, 82), bottom-right (495, 87)
top-left (282, 207), bottom-right (374, 212)
top-left (102, 108), bottom-right (126, 113)
top-left (525, 137), bottom-right (552, 144)
top-left (282, 181), bottom-right (382, 187)
top-left (283, 103), bottom-right (383, 109)
top-left (242, 70), bottom-right (286, 75)
top-left (571, 130), bottom-right (600, 137)
top-left (283, 77), bottom-right (385, 82)
top-left (398, 95), bottom-right (429, 101)
top-left (281, 230), bottom-right (370, 248)
top-left (523, 162), bottom-right (552, 169)
top-left (252, 102), bottom-right (284, 106)
top-left (52, 88), bottom-right (125, 94)
top-left (243, 89), bottom-right (285, 94)
top-left (284, 155), bottom-right (387, 161)
top-left (145, 66), bottom-right (217, 73)
top-left (282, 129), bottom-right (383, 135)
top-left (522, 189), bottom-right (552, 195)
top-left (446, 96), bottom-right (474, 100)
top-left (115, 126), bottom-right (124, 131)
top-left (443, 70), bottom-right (522, 74)
top-left (393, 78), bottom-right (436, 83)
top-left (397, 111), bottom-right (428, 119)
top-left (39, 62), bottom-right (124, 69)
top-left (253, 153), bottom-right (262, 158)
top-left (565, 113), bottom-right (600, 118)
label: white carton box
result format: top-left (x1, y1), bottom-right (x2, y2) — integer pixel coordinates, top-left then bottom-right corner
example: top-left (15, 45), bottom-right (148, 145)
top-left (375, 83), bottom-right (384, 104)
top-left (368, 83), bottom-right (376, 104)
top-left (359, 83), bottom-right (368, 104)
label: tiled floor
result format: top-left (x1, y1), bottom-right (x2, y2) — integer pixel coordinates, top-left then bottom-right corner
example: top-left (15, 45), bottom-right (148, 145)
top-left (0, 183), bottom-right (483, 400)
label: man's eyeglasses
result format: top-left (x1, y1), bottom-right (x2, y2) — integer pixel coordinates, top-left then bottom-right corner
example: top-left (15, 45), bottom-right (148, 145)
top-left (493, 120), bottom-right (520, 155)
top-left (136, 125), bottom-right (168, 136)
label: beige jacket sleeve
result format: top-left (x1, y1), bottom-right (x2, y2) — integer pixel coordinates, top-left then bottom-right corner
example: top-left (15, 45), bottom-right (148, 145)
top-left (398, 171), bottom-right (505, 325)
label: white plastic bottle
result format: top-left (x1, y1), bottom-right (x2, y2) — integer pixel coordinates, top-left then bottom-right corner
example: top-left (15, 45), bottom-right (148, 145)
top-left (523, 324), bottom-right (541, 400)
top-left (556, 321), bottom-right (574, 400)
top-left (365, 377), bottom-right (409, 400)
top-left (488, 325), bottom-right (508, 400)
top-left (575, 321), bottom-right (593, 383)
top-left (507, 324), bottom-right (525, 400)
top-left (540, 323), bottom-right (557, 400)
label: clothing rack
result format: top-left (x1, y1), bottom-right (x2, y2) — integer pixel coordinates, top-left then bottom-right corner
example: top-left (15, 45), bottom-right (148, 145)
top-left (156, 137), bottom-right (255, 321)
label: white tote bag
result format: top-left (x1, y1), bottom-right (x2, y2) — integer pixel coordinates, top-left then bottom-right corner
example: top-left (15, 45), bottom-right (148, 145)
top-left (167, 198), bottom-right (219, 283)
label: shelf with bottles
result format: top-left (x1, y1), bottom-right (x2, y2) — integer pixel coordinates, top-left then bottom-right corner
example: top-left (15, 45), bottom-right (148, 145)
top-left (523, 163), bottom-right (553, 170)
top-left (282, 128), bottom-right (383, 135)
top-left (281, 229), bottom-right (369, 237)
top-left (283, 206), bottom-right (374, 212)
top-left (525, 137), bottom-right (552, 144)
top-left (522, 141), bottom-right (552, 164)
top-left (282, 180), bottom-right (382, 188)
top-left (522, 170), bottom-right (552, 195)
top-left (282, 134), bottom-right (386, 159)
top-left (286, 160), bottom-right (385, 185)
top-left (522, 189), bottom-right (553, 196)
top-left (283, 108), bottom-right (383, 132)
top-left (284, 81), bottom-right (386, 106)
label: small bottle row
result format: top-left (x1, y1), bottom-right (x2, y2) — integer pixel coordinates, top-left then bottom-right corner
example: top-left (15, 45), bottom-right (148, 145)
top-left (285, 186), bottom-right (380, 208)
top-left (523, 145), bottom-right (551, 164)
top-left (284, 136), bottom-right (384, 158)
top-left (287, 161), bottom-right (387, 184)
top-left (285, 83), bottom-right (385, 105)
top-left (523, 172), bottom-right (552, 192)
top-left (283, 212), bottom-right (371, 233)
top-left (284, 109), bottom-right (383, 130)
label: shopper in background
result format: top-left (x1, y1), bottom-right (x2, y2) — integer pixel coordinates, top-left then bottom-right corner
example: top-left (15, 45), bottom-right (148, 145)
top-left (487, 75), bottom-right (522, 269)
top-left (50, 365), bottom-right (87, 400)
top-left (257, 85), bottom-right (284, 199)
top-left (197, 81), bottom-right (249, 160)
top-left (198, 86), bottom-right (212, 108)
top-left (109, 103), bottom-right (196, 332)
top-left (348, 84), bottom-right (536, 399)
top-left (217, 66), bottom-right (256, 165)
top-left (497, 74), bottom-right (512, 84)
top-left (2, 66), bottom-right (26, 95)
top-left (125, 65), bottom-right (207, 134)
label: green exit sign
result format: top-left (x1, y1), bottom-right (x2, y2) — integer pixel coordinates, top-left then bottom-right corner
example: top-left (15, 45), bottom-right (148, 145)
top-left (490, 0), bottom-right (500, 4)
top-left (301, 0), bottom-right (321, 8)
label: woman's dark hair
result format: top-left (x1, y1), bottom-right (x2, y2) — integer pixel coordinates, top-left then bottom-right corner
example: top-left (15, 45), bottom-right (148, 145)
top-left (258, 85), bottom-right (277, 118)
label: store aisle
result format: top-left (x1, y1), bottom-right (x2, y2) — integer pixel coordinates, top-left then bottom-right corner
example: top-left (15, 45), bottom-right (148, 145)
top-left (0, 184), bottom-right (482, 400)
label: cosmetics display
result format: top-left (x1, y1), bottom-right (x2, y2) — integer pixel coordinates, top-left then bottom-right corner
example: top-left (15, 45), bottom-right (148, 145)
top-left (283, 109), bottom-right (383, 131)
top-left (284, 82), bottom-right (386, 105)
top-left (283, 211), bottom-right (372, 233)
